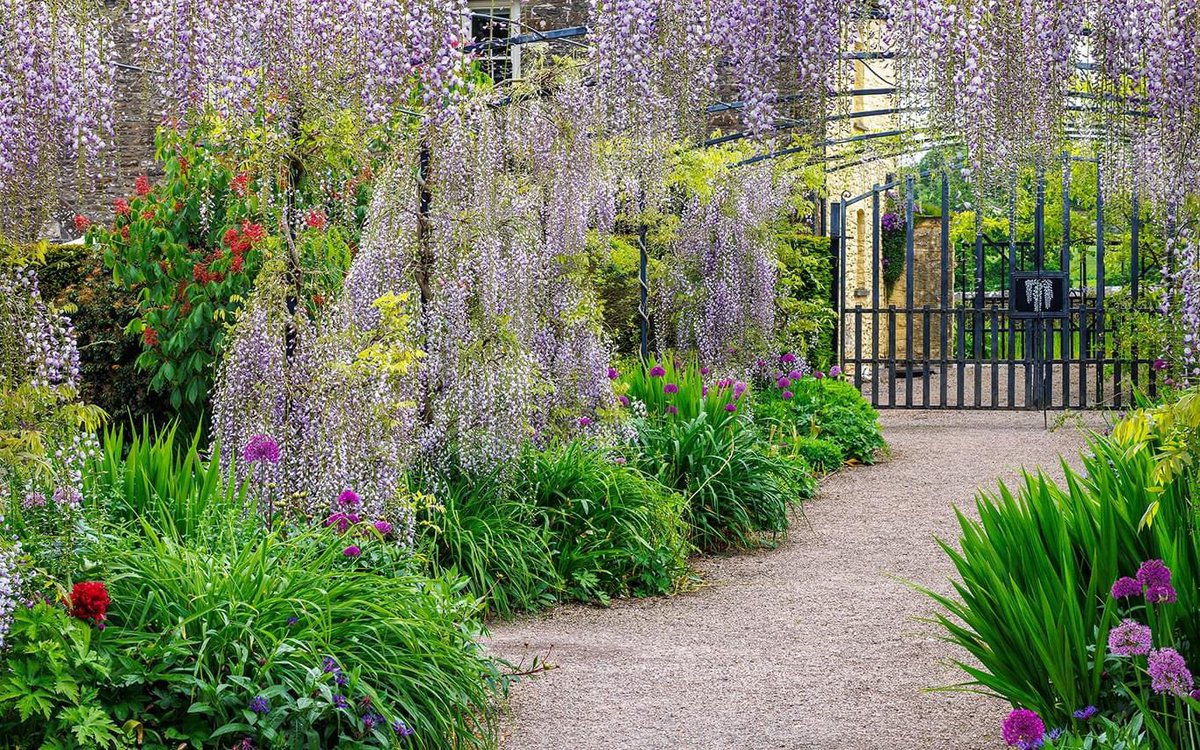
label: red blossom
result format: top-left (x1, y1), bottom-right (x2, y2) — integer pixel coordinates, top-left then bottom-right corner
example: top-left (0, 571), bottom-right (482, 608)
top-left (141, 326), bottom-right (159, 346)
top-left (231, 172), bottom-right (250, 197)
top-left (70, 581), bottom-right (110, 626)
top-left (135, 175), bottom-right (152, 196)
top-left (120, 226), bottom-right (130, 240)
top-left (178, 156), bottom-right (189, 174)
top-left (113, 198), bottom-right (131, 217)
top-left (173, 200), bottom-right (184, 212)
top-left (313, 293), bottom-right (325, 307)
top-left (306, 210), bottom-right (327, 230)
top-left (241, 221), bottom-right (266, 244)
top-left (222, 228), bottom-right (240, 247)
top-left (73, 214), bottom-right (91, 232)
top-left (231, 255), bottom-right (244, 273)
top-left (193, 263), bottom-right (210, 283)
top-left (141, 209), bottom-right (155, 221)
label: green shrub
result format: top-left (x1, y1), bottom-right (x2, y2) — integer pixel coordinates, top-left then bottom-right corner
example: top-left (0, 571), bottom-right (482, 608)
top-left (518, 442), bottom-right (690, 603)
top-left (101, 516), bottom-right (502, 749)
top-left (418, 471), bottom-right (561, 619)
top-left (636, 412), bottom-right (811, 551)
top-left (923, 406), bottom-right (1200, 729)
top-left (757, 375), bottom-right (885, 464)
top-left (622, 355), bottom-right (746, 422)
top-left (783, 434), bottom-right (844, 475)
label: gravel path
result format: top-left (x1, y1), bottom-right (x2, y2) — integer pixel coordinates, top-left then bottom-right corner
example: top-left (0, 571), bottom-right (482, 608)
top-left (486, 410), bottom-right (1102, 750)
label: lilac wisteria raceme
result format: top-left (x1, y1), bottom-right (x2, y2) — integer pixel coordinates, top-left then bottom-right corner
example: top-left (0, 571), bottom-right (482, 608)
top-left (0, 0), bottom-right (114, 241)
top-left (654, 162), bottom-right (787, 366)
top-left (131, 0), bottom-right (471, 125)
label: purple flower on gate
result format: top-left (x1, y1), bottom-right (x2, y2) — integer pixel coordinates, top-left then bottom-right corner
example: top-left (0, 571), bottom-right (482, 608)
top-left (243, 434), bottom-right (280, 464)
top-left (1001, 709), bottom-right (1045, 749)
top-left (881, 211), bottom-right (904, 233)
top-left (1108, 619), bottom-right (1153, 656)
top-left (1111, 576), bottom-right (1141, 599)
top-left (1149, 648), bottom-right (1194, 696)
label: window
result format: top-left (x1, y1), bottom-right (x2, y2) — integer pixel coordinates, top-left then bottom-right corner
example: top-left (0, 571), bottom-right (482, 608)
top-left (470, 1), bottom-right (522, 82)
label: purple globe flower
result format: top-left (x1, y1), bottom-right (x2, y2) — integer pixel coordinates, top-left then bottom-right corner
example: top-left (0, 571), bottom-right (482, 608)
top-left (1111, 576), bottom-right (1141, 599)
top-left (373, 520), bottom-right (393, 536)
top-left (701, 366), bottom-right (710, 375)
top-left (607, 367), bottom-right (619, 379)
top-left (733, 381), bottom-right (747, 398)
top-left (756, 359), bottom-right (766, 368)
top-left (781, 352), bottom-right (796, 364)
top-left (1072, 705), bottom-right (1097, 720)
top-left (578, 416), bottom-right (591, 427)
top-left (788, 369), bottom-right (802, 379)
top-left (618, 395), bottom-right (629, 407)
top-left (813, 371), bottom-right (825, 380)
top-left (667, 405), bottom-right (678, 415)
top-left (1137, 559), bottom-right (1172, 589)
top-left (650, 365), bottom-right (665, 378)
top-left (243, 434), bottom-right (280, 464)
top-left (664, 382), bottom-right (679, 394)
top-left (343, 545), bottom-right (361, 558)
top-left (1108, 618), bottom-right (1153, 656)
top-left (248, 695), bottom-right (270, 715)
top-left (829, 365), bottom-right (842, 378)
top-left (1147, 583), bottom-right (1178, 604)
top-left (325, 512), bottom-right (353, 533)
top-left (1001, 709), bottom-right (1045, 748)
top-left (1149, 648), bottom-right (1194, 696)
top-left (724, 402), bottom-right (736, 412)
top-left (1153, 358), bottom-right (1167, 371)
top-left (782, 390), bottom-right (794, 400)
top-left (776, 377), bottom-right (789, 389)
top-left (337, 489), bottom-right (361, 507)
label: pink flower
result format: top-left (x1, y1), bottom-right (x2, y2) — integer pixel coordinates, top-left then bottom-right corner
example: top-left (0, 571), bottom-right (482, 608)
top-left (343, 545), bottom-right (361, 558)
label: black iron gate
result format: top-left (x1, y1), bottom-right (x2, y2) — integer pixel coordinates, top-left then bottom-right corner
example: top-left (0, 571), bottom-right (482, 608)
top-left (830, 155), bottom-right (1163, 410)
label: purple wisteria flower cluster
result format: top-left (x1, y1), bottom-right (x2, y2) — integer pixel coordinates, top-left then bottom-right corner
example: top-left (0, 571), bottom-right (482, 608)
top-left (0, 542), bottom-right (25, 650)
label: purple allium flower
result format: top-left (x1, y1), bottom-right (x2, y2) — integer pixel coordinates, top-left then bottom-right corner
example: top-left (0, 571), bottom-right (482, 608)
top-left (1149, 648), bottom-right (1194, 696)
top-left (1191, 690), bottom-right (1200, 700)
top-left (1111, 576), bottom-right (1141, 599)
top-left (788, 369), bottom-right (802, 379)
top-left (608, 367), bottom-right (619, 379)
top-left (343, 545), bottom-right (361, 558)
top-left (1072, 705), bottom-right (1097, 720)
top-left (578, 417), bottom-right (591, 427)
top-left (756, 359), bottom-right (766, 368)
top-left (243, 434), bottom-right (280, 464)
top-left (393, 719), bottom-right (415, 737)
top-left (1147, 583), bottom-right (1178, 604)
top-left (248, 695), bottom-right (270, 715)
top-left (1108, 618), bottom-right (1153, 656)
top-left (618, 395), bottom-right (629, 407)
top-left (1002, 709), bottom-right (1045, 748)
top-left (337, 489), bottom-right (361, 507)
top-left (829, 365), bottom-right (842, 378)
top-left (325, 512), bottom-right (354, 533)
top-left (733, 381), bottom-right (746, 398)
top-left (1137, 559), bottom-right (1172, 589)
top-left (776, 377), bottom-right (789, 389)
top-left (333, 694), bottom-right (348, 709)
top-left (813, 371), bottom-right (825, 380)
top-left (664, 382), bottom-right (679, 394)
top-left (782, 390), bottom-right (794, 400)
top-left (373, 520), bottom-right (393, 536)
top-left (701, 366), bottom-right (710, 375)
top-left (1153, 358), bottom-right (1168, 371)
top-left (363, 712), bottom-right (384, 730)
top-left (667, 405), bottom-right (678, 415)
top-left (650, 365), bottom-right (665, 378)
top-left (781, 352), bottom-right (796, 364)
top-left (724, 403), bottom-right (737, 412)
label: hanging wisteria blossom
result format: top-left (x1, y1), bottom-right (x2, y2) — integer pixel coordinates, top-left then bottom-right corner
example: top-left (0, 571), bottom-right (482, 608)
top-left (0, 0), bottom-right (114, 241)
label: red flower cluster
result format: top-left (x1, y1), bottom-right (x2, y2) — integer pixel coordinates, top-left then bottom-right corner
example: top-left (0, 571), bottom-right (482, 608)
top-left (135, 175), bottom-right (152, 196)
top-left (113, 198), bottom-right (130, 217)
top-left (70, 581), bottom-right (110, 627)
top-left (73, 214), bottom-right (91, 232)
top-left (306, 209), bottom-right (327, 231)
top-left (141, 209), bottom-right (155, 221)
top-left (230, 172), bottom-right (250, 197)
top-left (142, 326), bottom-right (159, 347)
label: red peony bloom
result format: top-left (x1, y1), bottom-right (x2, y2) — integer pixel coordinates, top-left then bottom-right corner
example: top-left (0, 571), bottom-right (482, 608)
top-left (306, 210), bottom-right (327, 230)
top-left (241, 221), bottom-right (266, 244)
top-left (141, 327), bottom-right (158, 347)
top-left (70, 581), bottom-right (110, 626)
top-left (135, 175), bottom-right (152, 196)
top-left (73, 214), bottom-right (91, 232)
top-left (113, 198), bottom-right (131, 217)
top-left (231, 172), bottom-right (250, 197)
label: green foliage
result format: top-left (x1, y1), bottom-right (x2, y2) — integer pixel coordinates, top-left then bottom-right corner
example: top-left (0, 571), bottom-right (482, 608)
top-left (773, 233), bottom-right (836, 369)
top-left (756, 376), bottom-right (885, 464)
top-left (622, 355), bottom-right (745, 422)
top-left (1047, 715), bottom-right (1150, 749)
top-left (777, 434), bottom-right (844, 475)
top-left (519, 442), bottom-right (691, 603)
top-left (418, 471), bottom-right (561, 619)
top-left (0, 603), bottom-right (140, 749)
top-left (922, 417), bottom-right (1200, 727)
top-left (94, 124), bottom-right (360, 420)
top-left (99, 512), bottom-right (502, 748)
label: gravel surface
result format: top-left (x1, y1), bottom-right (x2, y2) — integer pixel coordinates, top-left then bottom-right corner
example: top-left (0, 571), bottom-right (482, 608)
top-left (486, 410), bottom-right (1103, 750)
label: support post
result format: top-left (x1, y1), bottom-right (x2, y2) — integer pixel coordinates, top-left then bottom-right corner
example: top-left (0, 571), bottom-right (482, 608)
top-left (638, 220), bottom-right (649, 362)
top-left (831, 201), bottom-right (845, 365)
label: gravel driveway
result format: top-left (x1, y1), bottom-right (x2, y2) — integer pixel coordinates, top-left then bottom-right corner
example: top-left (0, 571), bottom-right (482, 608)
top-left (486, 410), bottom-right (1103, 750)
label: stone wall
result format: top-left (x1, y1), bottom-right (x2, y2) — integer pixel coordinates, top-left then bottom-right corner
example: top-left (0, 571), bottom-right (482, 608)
top-left (876, 216), bottom-right (955, 362)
